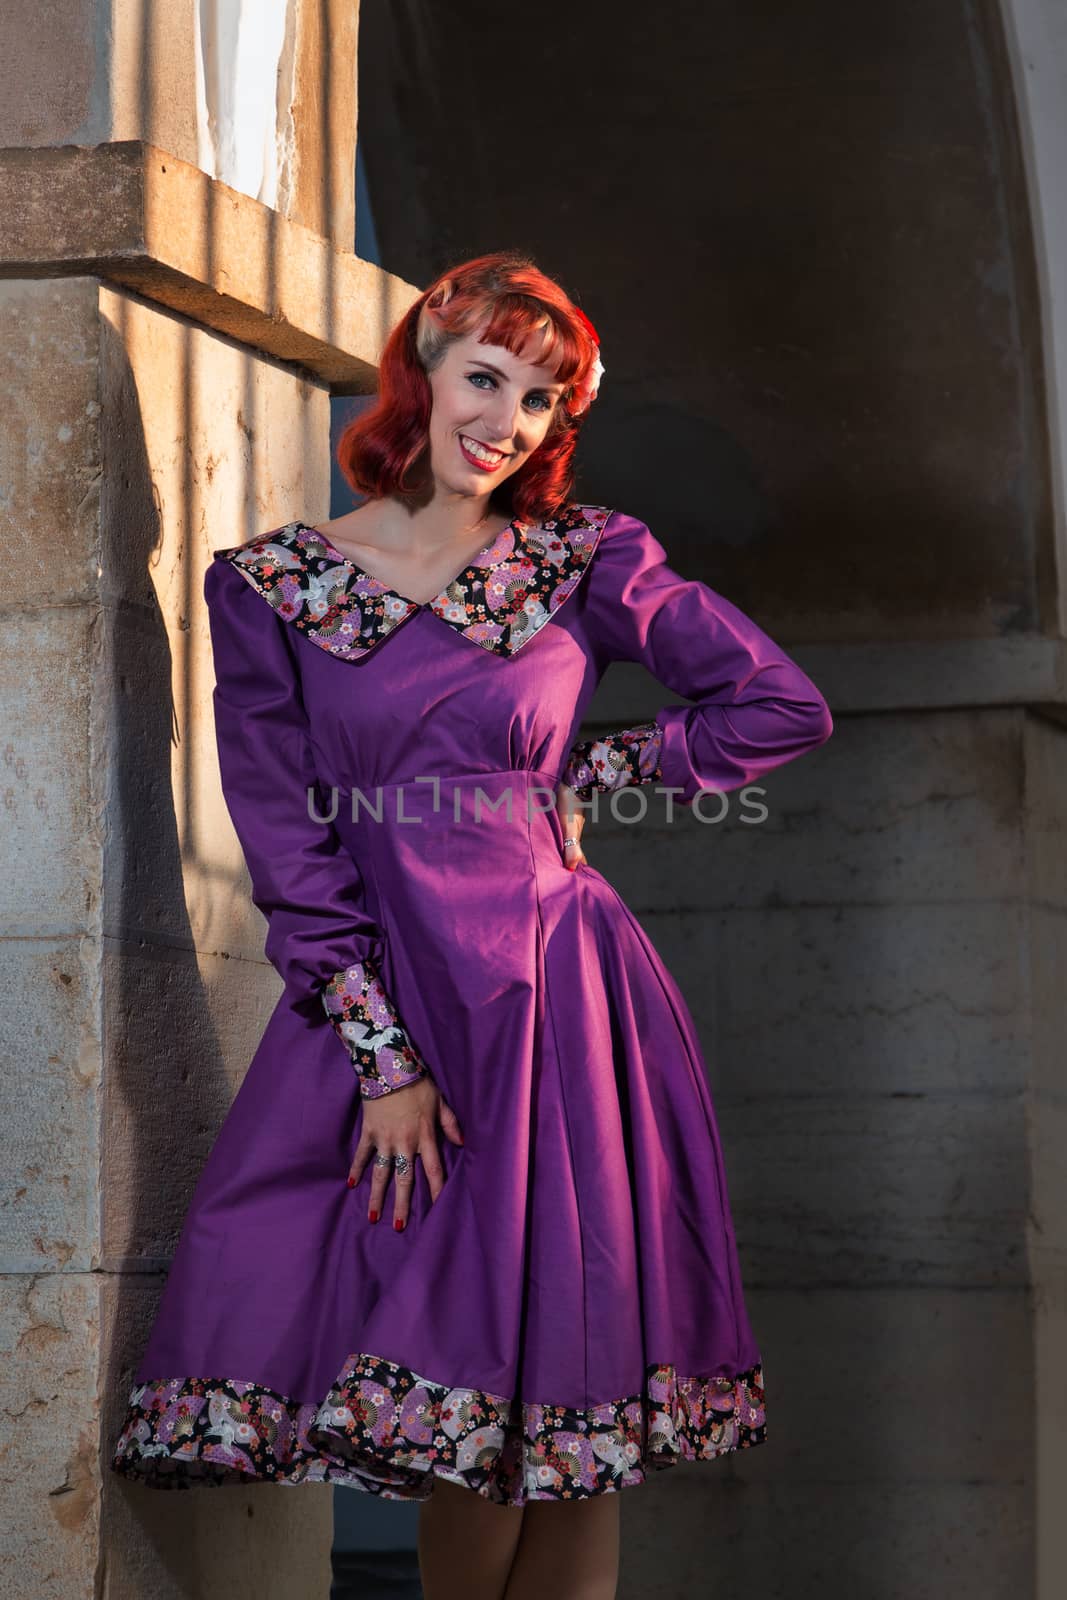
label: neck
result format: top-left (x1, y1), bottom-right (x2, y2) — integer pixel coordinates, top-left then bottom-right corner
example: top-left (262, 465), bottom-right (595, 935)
top-left (383, 491), bottom-right (508, 551)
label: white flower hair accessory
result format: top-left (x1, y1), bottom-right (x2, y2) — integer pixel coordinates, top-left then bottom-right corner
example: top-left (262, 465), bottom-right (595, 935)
top-left (568, 306), bottom-right (605, 416)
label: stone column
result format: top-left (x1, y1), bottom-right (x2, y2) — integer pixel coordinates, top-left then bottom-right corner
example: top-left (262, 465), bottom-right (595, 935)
top-left (0, 3), bottom-right (418, 1594)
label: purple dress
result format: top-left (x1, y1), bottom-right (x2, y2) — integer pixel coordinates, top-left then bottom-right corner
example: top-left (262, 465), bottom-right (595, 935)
top-left (109, 502), bottom-right (832, 1504)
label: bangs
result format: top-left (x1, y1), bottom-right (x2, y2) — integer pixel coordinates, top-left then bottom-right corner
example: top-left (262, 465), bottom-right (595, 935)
top-left (476, 296), bottom-right (585, 388)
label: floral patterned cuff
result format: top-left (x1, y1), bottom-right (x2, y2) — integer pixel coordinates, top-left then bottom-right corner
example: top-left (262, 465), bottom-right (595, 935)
top-left (560, 721), bottom-right (665, 801)
top-left (322, 960), bottom-right (432, 1099)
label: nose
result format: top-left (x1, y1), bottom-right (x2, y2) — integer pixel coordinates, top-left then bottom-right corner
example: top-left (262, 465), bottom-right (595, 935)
top-left (481, 386), bottom-right (528, 449)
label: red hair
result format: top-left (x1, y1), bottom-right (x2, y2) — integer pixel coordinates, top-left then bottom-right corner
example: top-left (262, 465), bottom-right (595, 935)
top-left (335, 251), bottom-right (601, 525)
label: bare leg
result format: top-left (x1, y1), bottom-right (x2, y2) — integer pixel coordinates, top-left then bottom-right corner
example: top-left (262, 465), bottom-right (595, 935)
top-left (417, 1475), bottom-right (527, 1600)
top-left (501, 1490), bottom-right (621, 1600)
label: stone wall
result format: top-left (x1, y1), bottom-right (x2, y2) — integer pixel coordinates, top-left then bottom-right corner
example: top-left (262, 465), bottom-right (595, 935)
top-left (0, 269), bottom-right (337, 1600)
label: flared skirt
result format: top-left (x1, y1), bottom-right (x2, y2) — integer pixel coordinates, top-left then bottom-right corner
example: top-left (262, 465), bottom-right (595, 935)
top-left (110, 790), bottom-right (765, 1504)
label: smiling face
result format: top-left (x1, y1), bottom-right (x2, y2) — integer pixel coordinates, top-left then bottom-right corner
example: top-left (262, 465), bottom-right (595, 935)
top-left (422, 322), bottom-right (566, 506)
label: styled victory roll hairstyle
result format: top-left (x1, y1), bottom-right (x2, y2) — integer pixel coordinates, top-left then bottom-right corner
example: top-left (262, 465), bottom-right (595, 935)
top-left (335, 251), bottom-right (602, 524)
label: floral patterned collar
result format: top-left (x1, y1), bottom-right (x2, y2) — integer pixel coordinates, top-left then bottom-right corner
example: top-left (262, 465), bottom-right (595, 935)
top-left (211, 502), bottom-right (613, 662)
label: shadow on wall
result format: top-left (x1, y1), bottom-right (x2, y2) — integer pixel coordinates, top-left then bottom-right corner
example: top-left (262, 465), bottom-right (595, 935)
top-left (99, 313), bottom-right (282, 1582)
top-left (572, 397), bottom-right (772, 571)
top-left (100, 172), bottom-right (336, 1574)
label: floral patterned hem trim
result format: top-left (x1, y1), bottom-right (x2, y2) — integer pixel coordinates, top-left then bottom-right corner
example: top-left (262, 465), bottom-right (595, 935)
top-left (110, 1352), bottom-right (766, 1505)
top-left (211, 502), bottom-right (614, 662)
top-left (561, 722), bottom-right (665, 802)
top-left (322, 959), bottom-right (431, 1099)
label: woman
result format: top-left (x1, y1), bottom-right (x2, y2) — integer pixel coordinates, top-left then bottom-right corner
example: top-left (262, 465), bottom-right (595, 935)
top-left (110, 252), bottom-right (833, 1598)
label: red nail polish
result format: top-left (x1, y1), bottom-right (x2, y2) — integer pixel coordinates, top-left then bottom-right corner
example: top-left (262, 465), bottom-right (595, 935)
top-left (369, 1209), bottom-right (378, 1223)
top-left (394, 1218), bottom-right (405, 1232)
top-left (457, 1134), bottom-right (464, 1144)
top-left (346, 1176), bottom-right (356, 1188)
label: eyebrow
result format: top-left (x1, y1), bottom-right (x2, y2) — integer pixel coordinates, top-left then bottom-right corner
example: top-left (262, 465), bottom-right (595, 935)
top-left (467, 359), bottom-right (565, 395)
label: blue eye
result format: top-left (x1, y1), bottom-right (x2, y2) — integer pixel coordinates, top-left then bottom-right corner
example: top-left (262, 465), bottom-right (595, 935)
top-left (466, 372), bottom-right (553, 412)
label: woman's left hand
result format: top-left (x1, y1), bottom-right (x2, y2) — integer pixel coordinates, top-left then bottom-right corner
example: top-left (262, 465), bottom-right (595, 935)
top-left (556, 782), bottom-right (589, 871)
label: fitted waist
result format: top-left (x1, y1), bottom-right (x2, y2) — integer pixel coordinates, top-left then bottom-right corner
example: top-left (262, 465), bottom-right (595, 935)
top-left (326, 766), bottom-right (582, 934)
top-left (325, 765), bottom-right (565, 845)
top-left (325, 765), bottom-right (560, 818)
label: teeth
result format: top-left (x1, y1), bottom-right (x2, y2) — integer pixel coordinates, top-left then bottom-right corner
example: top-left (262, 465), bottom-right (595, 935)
top-left (462, 435), bottom-right (504, 464)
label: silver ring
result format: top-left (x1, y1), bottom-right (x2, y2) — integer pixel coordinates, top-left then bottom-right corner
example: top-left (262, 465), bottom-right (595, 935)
top-left (562, 836), bottom-right (578, 847)
top-left (373, 1151), bottom-right (415, 1178)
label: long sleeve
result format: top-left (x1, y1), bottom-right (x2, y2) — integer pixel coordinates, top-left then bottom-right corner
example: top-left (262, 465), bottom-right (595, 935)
top-left (563, 511), bottom-right (833, 804)
top-left (203, 555), bottom-right (432, 1098)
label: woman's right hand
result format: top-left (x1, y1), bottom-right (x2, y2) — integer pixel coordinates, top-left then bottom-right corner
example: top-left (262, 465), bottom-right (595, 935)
top-left (347, 1075), bottom-right (463, 1232)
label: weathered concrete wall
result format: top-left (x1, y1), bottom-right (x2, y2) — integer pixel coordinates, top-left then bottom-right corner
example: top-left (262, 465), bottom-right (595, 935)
top-left (0, 276), bottom-right (106, 1597)
top-left (998, 71), bottom-right (1067, 1595)
top-left (359, 0), bottom-right (1052, 646)
top-left (0, 273), bottom-right (336, 1596)
top-left (0, 0), bottom-right (359, 244)
top-left (194, 0), bottom-right (361, 243)
top-left (999, 0), bottom-right (1067, 636)
top-left (568, 673), bottom-right (1037, 1596)
top-left (96, 284), bottom-right (335, 1598)
top-left (95, 281), bottom-right (331, 1273)
top-left (1022, 711), bottom-right (1067, 1597)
